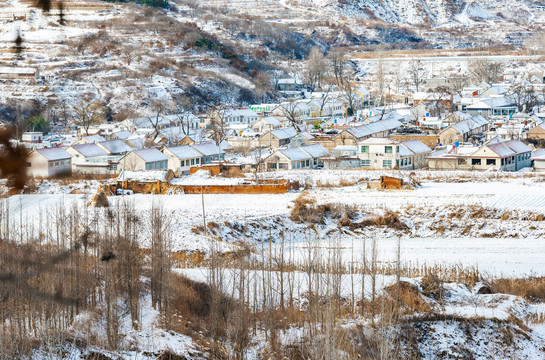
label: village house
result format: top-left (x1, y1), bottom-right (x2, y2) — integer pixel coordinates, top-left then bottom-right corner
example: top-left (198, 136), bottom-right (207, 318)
top-left (333, 118), bottom-right (403, 146)
top-left (192, 142), bottom-right (225, 164)
top-left (21, 132), bottom-right (43, 143)
top-left (531, 149), bottom-right (545, 172)
top-left (439, 115), bottom-right (489, 144)
top-left (399, 139), bottom-right (433, 170)
top-left (465, 97), bottom-right (517, 117)
top-left (259, 127), bottom-right (297, 148)
top-left (251, 117), bottom-right (283, 133)
top-left (27, 148), bottom-right (72, 177)
top-left (527, 122), bottom-right (545, 141)
top-left (224, 108), bottom-right (259, 125)
top-left (66, 143), bottom-right (119, 174)
top-left (264, 144), bottom-right (330, 170)
top-left (357, 138), bottom-right (401, 169)
top-left (428, 139), bottom-right (532, 171)
top-left (163, 145), bottom-right (203, 175)
top-left (122, 148), bottom-right (168, 171)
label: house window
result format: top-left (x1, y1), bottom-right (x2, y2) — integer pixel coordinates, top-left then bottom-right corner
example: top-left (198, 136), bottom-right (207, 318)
top-left (486, 159), bottom-right (496, 166)
top-left (271, 163), bottom-right (277, 169)
top-left (181, 160), bottom-right (185, 167)
top-left (196, 158), bottom-right (200, 164)
top-left (145, 163), bottom-right (151, 170)
top-left (191, 159), bottom-right (195, 165)
top-left (383, 160), bottom-right (392, 168)
top-left (396, 146), bottom-right (399, 153)
top-left (408, 158), bottom-right (412, 165)
top-left (305, 159), bottom-right (310, 167)
top-left (361, 145), bottom-right (369, 153)
top-left (501, 158), bottom-right (505, 166)
top-left (385, 146), bottom-right (392, 154)
top-left (458, 158), bottom-right (466, 165)
top-left (361, 160), bottom-right (370, 167)
top-left (472, 159), bottom-right (481, 166)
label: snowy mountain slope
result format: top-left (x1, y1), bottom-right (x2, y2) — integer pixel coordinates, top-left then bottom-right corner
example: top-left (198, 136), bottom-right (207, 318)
top-left (289, 0), bottom-right (545, 25)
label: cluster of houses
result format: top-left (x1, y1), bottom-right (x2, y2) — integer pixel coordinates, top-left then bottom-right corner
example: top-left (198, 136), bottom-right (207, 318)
top-left (19, 64), bottom-right (545, 178)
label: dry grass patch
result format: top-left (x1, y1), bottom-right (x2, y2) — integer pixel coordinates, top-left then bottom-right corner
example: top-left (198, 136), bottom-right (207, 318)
top-left (489, 277), bottom-right (545, 303)
top-left (339, 210), bottom-right (408, 231)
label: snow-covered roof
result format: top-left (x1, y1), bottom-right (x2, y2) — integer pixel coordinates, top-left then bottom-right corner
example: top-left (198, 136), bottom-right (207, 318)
top-left (279, 147), bottom-right (312, 161)
top-left (399, 146), bottom-right (413, 157)
top-left (487, 143), bottom-right (516, 157)
top-left (112, 131), bottom-right (132, 140)
top-left (466, 97), bottom-right (515, 109)
top-left (300, 144), bottom-right (330, 158)
top-left (401, 139), bottom-right (432, 154)
top-left (334, 145), bottom-right (358, 152)
top-left (258, 117), bottom-right (282, 127)
top-left (226, 108), bottom-right (258, 117)
top-left (192, 142), bottom-right (225, 157)
top-left (70, 144), bottom-right (108, 158)
top-left (502, 140), bottom-right (531, 154)
top-left (126, 136), bottom-right (146, 149)
top-left (166, 145), bottom-right (202, 160)
top-left (358, 138), bottom-right (399, 145)
top-left (98, 140), bottom-right (134, 154)
top-left (35, 148), bottom-right (71, 161)
top-left (270, 127), bottom-right (297, 140)
top-left (347, 118), bottom-right (402, 139)
top-left (83, 135), bottom-right (106, 143)
top-left (531, 148), bottom-right (545, 159)
top-left (133, 148), bottom-right (168, 163)
top-left (451, 116), bottom-right (488, 134)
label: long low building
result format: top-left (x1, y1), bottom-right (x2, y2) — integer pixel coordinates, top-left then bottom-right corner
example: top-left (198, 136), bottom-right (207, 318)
top-left (428, 139), bottom-right (532, 171)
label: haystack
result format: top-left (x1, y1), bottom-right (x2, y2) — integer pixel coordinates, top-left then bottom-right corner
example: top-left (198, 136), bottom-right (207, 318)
top-left (89, 191), bottom-right (109, 207)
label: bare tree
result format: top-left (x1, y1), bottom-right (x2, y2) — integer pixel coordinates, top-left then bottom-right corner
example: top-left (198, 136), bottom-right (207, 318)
top-left (73, 100), bottom-right (103, 136)
top-left (304, 47), bottom-right (328, 92)
top-left (408, 60), bottom-right (425, 92)
top-left (449, 75), bottom-right (468, 93)
top-left (147, 99), bottom-right (171, 141)
top-left (173, 95), bottom-right (194, 136)
top-left (329, 49), bottom-right (346, 88)
top-left (317, 79), bottom-right (337, 117)
top-left (467, 58), bottom-right (504, 84)
top-left (207, 106), bottom-right (228, 164)
top-left (510, 83), bottom-right (537, 113)
top-left (120, 45), bottom-right (139, 66)
top-left (254, 72), bottom-right (272, 103)
top-left (279, 101), bottom-right (302, 146)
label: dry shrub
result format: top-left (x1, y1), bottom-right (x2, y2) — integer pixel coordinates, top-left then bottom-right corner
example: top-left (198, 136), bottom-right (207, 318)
top-left (156, 350), bottom-right (186, 360)
top-left (207, 221), bottom-right (220, 234)
top-left (490, 277), bottom-right (545, 303)
top-left (384, 281), bottom-right (432, 314)
top-left (83, 352), bottom-right (112, 360)
top-left (290, 196), bottom-right (352, 225)
top-left (341, 211), bottom-right (408, 231)
top-left (420, 274), bottom-right (444, 300)
top-left (169, 274), bottom-right (212, 330)
top-left (191, 225), bottom-right (205, 234)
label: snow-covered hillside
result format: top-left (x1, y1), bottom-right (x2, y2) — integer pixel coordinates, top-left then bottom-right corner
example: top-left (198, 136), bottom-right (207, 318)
top-left (290, 0), bottom-right (544, 26)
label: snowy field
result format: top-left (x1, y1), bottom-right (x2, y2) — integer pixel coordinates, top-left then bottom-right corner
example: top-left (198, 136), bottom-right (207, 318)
top-left (3, 176), bottom-right (545, 277)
